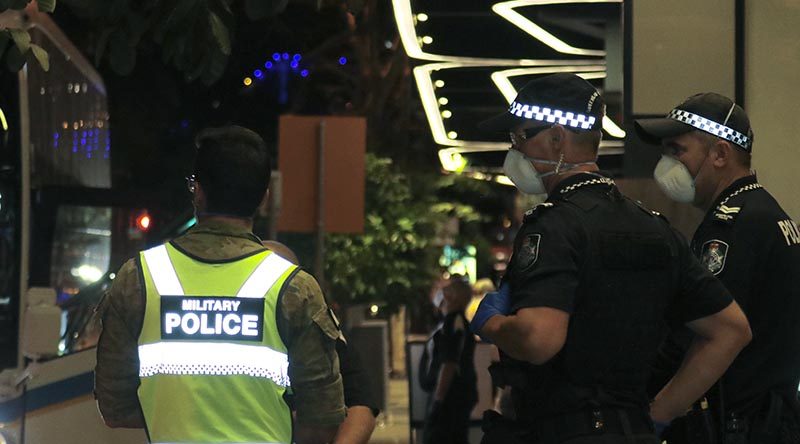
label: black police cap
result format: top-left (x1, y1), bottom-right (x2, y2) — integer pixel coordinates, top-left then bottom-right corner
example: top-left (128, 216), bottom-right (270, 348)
top-left (635, 92), bottom-right (754, 152)
top-left (479, 73), bottom-right (606, 133)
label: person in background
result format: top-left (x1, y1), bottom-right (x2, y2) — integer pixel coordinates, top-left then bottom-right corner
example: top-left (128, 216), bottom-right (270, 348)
top-left (262, 239), bottom-right (380, 444)
top-left (422, 275), bottom-right (478, 444)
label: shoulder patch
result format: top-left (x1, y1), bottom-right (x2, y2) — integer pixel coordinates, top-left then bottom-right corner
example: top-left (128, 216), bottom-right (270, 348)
top-left (523, 202), bottom-right (554, 222)
top-left (700, 239), bottom-right (729, 275)
top-left (515, 233), bottom-right (541, 271)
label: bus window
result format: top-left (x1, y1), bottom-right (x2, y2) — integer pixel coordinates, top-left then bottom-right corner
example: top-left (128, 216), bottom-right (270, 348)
top-left (50, 205), bottom-right (112, 354)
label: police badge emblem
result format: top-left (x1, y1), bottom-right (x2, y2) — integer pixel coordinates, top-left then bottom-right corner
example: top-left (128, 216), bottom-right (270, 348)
top-left (516, 233), bottom-right (541, 271)
top-left (700, 239), bottom-right (729, 275)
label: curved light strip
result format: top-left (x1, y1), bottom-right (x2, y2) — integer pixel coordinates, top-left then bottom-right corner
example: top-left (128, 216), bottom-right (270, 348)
top-left (393, 0), bottom-right (602, 67)
top-left (493, 0), bottom-right (622, 57)
top-left (491, 67), bottom-right (626, 138)
top-left (0, 106), bottom-right (8, 131)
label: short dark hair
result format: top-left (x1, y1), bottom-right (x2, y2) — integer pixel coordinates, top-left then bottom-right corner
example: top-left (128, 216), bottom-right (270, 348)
top-left (573, 129), bottom-right (602, 154)
top-left (692, 130), bottom-right (752, 169)
top-left (194, 126), bottom-right (271, 217)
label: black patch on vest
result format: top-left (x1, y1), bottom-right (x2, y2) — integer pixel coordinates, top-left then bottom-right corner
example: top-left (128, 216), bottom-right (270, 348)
top-left (161, 296), bottom-right (264, 341)
top-left (599, 232), bottom-right (671, 270)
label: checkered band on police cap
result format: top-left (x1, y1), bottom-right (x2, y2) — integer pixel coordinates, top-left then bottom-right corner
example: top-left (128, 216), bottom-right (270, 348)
top-left (668, 109), bottom-right (752, 150)
top-left (508, 101), bottom-right (597, 130)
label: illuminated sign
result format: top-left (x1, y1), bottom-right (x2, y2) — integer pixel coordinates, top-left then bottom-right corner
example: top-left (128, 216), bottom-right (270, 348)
top-left (161, 296), bottom-right (264, 341)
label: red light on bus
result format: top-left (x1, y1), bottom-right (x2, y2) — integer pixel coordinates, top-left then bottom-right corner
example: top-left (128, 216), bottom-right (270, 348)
top-left (136, 212), bottom-right (151, 231)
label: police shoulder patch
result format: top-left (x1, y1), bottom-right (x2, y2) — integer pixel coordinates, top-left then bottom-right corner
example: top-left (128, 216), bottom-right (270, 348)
top-left (516, 233), bottom-right (542, 271)
top-left (700, 239), bottom-right (729, 275)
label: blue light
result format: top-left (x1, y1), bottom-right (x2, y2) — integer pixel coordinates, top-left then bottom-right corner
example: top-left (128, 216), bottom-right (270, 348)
top-left (272, 53), bottom-right (281, 61)
top-left (87, 153), bottom-right (92, 159)
top-left (290, 61), bottom-right (299, 69)
top-left (301, 69), bottom-right (309, 77)
top-left (180, 119), bottom-right (190, 128)
top-left (254, 69), bottom-right (264, 78)
top-left (265, 61), bottom-right (274, 69)
top-left (282, 53), bottom-right (289, 60)
top-left (293, 54), bottom-right (301, 61)
top-left (81, 139), bottom-right (87, 146)
top-left (53, 132), bottom-right (59, 139)
top-left (338, 57), bottom-right (347, 65)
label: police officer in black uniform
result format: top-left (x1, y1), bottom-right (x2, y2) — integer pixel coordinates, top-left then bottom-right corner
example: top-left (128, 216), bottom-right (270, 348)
top-left (469, 74), bottom-right (753, 444)
top-left (636, 93), bottom-right (800, 443)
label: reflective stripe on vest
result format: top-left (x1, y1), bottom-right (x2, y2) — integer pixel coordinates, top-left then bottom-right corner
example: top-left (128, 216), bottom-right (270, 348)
top-left (138, 246), bottom-right (293, 386)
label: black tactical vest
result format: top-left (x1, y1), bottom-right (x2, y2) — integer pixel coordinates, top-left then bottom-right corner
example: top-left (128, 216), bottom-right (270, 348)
top-left (505, 185), bottom-right (680, 419)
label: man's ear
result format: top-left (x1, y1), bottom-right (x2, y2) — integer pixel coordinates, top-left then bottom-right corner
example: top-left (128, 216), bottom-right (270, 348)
top-left (550, 125), bottom-right (568, 152)
top-left (712, 140), bottom-right (733, 168)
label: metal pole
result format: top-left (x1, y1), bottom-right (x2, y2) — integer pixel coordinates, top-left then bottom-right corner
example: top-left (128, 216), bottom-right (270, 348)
top-left (315, 121), bottom-right (326, 287)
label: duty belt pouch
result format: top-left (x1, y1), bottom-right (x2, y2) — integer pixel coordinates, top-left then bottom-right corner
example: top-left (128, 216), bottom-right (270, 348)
top-left (683, 401), bottom-right (717, 444)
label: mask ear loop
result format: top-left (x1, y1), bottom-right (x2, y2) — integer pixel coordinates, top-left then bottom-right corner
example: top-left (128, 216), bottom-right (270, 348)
top-left (554, 153), bottom-right (565, 175)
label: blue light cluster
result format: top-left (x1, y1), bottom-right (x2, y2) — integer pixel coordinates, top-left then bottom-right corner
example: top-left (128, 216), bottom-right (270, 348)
top-left (245, 52), bottom-right (350, 86)
top-left (53, 124), bottom-right (110, 160)
top-left (254, 52), bottom-right (308, 81)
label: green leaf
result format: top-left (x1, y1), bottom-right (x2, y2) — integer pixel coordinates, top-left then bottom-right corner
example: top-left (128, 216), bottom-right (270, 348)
top-left (37, 0), bottom-right (56, 12)
top-left (9, 28), bottom-right (30, 53)
top-left (29, 43), bottom-right (48, 71)
top-left (208, 11), bottom-right (230, 55)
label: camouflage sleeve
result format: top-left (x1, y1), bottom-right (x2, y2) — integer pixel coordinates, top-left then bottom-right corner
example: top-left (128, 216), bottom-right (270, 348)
top-left (94, 259), bottom-right (145, 426)
top-left (280, 270), bottom-right (346, 426)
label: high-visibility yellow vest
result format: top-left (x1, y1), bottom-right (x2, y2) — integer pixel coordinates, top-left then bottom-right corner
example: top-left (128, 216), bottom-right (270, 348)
top-left (137, 243), bottom-right (296, 444)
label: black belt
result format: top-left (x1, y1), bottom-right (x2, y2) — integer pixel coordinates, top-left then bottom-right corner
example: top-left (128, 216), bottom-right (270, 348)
top-left (533, 407), bottom-right (654, 442)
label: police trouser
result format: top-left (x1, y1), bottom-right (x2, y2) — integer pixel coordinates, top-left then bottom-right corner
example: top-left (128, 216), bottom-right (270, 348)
top-left (481, 408), bottom-right (659, 444)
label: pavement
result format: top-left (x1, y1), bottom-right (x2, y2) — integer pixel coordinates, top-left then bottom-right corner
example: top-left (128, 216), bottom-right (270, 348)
top-left (369, 377), bottom-right (412, 444)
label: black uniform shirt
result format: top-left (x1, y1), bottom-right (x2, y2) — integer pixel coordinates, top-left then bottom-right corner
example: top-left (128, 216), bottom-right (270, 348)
top-left (432, 311), bottom-right (478, 404)
top-left (504, 172), bottom-right (733, 417)
top-left (509, 173), bottom-right (731, 321)
top-left (691, 174), bottom-right (800, 414)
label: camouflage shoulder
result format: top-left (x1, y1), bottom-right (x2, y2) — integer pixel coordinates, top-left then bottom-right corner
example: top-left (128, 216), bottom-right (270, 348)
top-left (279, 269), bottom-right (327, 324)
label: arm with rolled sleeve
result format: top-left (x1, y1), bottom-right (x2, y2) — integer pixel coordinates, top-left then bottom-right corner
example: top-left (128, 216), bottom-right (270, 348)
top-left (95, 259), bottom-right (146, 428)
top-left (479, 208), bottom-right (582, 364)
top-left (650, 229), bottom-right (751, 423)
top-left (280, 270), bottom-right (346, 443)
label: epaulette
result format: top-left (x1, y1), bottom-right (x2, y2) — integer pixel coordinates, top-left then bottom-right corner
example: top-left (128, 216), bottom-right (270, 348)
top-left (523, 202), bottom-right (555, 222)
top-left (632, 199), bottom-right (669, 222)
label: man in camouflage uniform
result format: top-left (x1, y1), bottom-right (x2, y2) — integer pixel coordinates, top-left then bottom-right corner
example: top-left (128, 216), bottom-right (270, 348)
top-left (95, 126), bottom-right (345, 443)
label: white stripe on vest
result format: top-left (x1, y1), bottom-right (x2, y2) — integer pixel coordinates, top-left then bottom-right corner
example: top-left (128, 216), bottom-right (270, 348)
top-left (143, 245), bottom-right (184, 295)
top-left (139, 342), bottom-right (290, 387)
top-left (237, 253), bottom-right (294, 298)
top-left (139, 247), bottom-right (292, 386)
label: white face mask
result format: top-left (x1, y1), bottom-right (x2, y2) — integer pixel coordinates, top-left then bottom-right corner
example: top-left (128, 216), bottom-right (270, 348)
top-left (503, 149), bottom-right (594, 195)
top-left (653, 155), bottom-right (696, 203)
